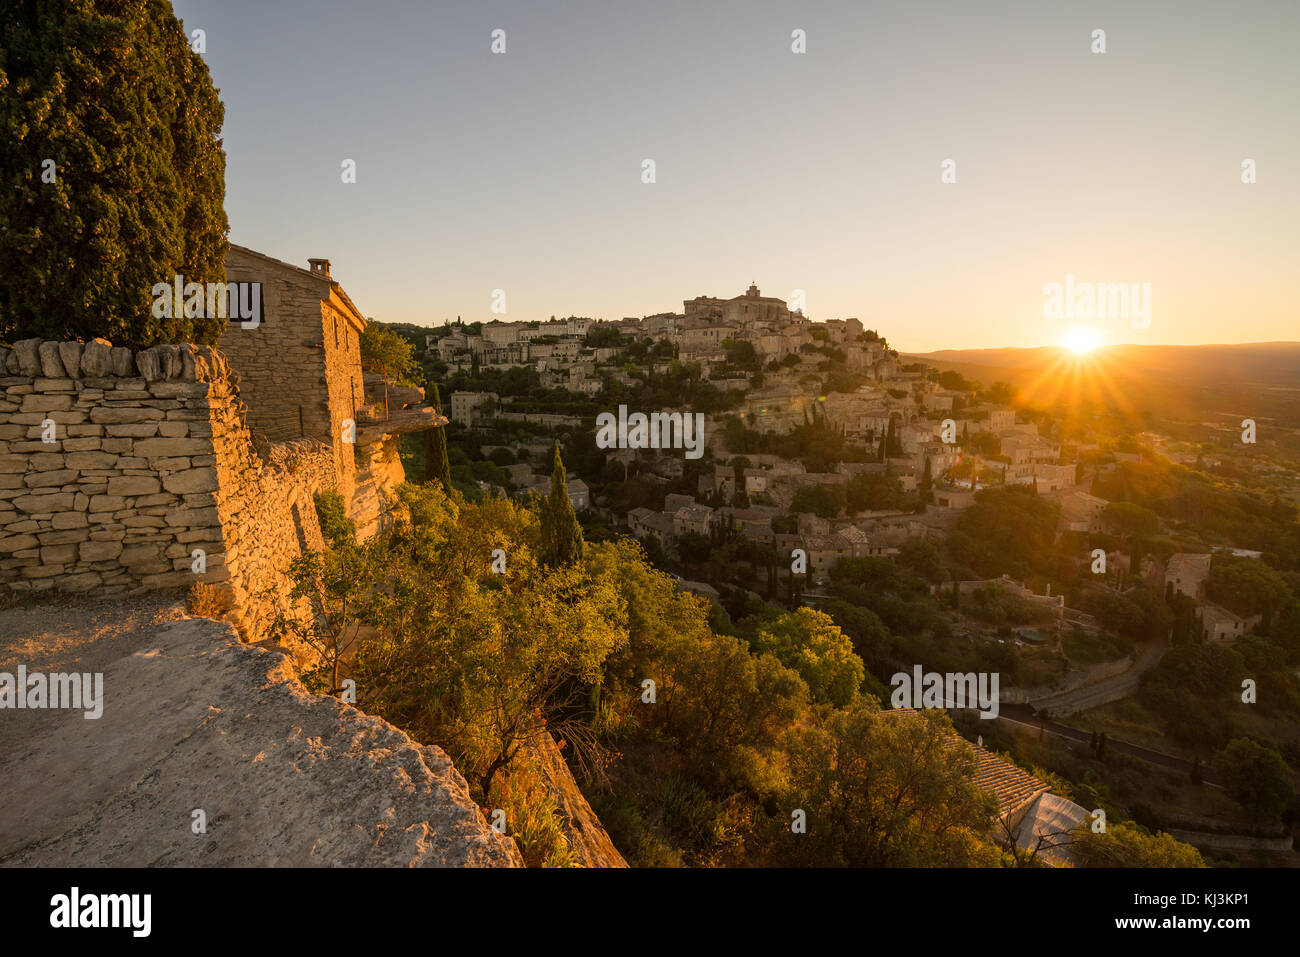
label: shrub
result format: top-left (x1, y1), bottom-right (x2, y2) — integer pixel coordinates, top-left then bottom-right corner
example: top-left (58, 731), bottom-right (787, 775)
top-left (187, 581), bottom-right (231, 619)
top-left (313, 490), bottom-right (355, 546)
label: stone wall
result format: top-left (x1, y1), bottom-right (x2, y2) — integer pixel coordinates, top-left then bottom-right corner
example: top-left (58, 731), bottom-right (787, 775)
top-left (204, 366), bottom-right (337, 638)
top-left (0, 338), bottom-right (338, 640)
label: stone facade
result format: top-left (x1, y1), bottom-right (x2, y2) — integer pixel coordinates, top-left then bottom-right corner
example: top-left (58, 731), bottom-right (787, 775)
top-left (219, 245), bottom-right (365, 505)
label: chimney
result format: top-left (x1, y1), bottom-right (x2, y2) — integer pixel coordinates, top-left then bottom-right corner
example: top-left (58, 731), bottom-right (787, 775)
top-left (308, 258), bottom-right (332, 279)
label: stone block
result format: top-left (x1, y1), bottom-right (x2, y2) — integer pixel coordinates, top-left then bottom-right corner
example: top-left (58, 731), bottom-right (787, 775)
top-left (79, 540), bottom-right (123, 562)
top-left (57, 342), bottom-right (83, 379)
top-left (163, 468), bottom-right (219, 494)
top-left (38, 341), bottom-right (65, 378)
top-left (80, 338), bottom-right (113, 377)
top-left (106, 476), bottom-right (160, 496)
top-left (24, 469), bottom-right (78, 488)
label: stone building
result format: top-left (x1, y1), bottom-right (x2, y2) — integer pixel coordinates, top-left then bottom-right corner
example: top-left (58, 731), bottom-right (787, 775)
top-left (685, 284), bottom-right (794, 328)
top-left (220, 247), bottom-right (364, 482)
top-left (219, 246), bottom-right (443, 537)
top-left (1164, 552), bottom-right (1212, 601)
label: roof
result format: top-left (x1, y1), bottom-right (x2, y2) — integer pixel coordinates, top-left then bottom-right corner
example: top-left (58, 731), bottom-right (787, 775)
top-left (674, 504), bottom-right (714, 523)
top-left (836, 524), bottom-right (870, 544)
top-left (803, 533), bottom-right (850, 552)
top-left (1200, 602), bottom-right (1248, 626)
top-left (1013, 792), bottom-right (1089, 867)
top-left (227, 244), bottom-right (367, 331)
top-left (1167, 552), bottom-right (1212, 578)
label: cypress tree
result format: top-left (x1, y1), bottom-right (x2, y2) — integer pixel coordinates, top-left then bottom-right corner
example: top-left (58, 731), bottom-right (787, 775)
top-left (919, 455), bottom-right (933, 509)
top-left (0, 0), bottom-right (229, 345)
top-left (539, 447), bottom-right (584, 567)
top-left (425, 381), bottom-right (452, 490)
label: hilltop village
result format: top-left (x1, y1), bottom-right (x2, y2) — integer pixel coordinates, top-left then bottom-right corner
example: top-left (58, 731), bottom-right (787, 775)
top-left (411, 284), bottom-right (1260, 648)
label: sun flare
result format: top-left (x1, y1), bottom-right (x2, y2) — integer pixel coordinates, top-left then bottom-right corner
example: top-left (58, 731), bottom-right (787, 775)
top-left (1062, 326), bottom-right (1101, 355)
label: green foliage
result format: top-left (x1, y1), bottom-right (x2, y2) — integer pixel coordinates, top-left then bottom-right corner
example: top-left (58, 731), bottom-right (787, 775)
top-left (489, 760), bottom-right (576, 868)
top-left (846, 472), bottom-right (908, 513)
top-left (539, 447), bottom-right (585, 567)
top-left (897, 539), bottom-right (944, 584)
top-left (0, 0), bottom-right (229, 346)
top-left (359, 321), bottom-right (421, 384)
top-left (791, 484), bottom-right (845, 518)
top-left (280, 484), bottom-right (626, 799)
top-left (949, 485), bottom-right (1060, 579)
top-left (1102, 500), bottom-right (1160, 539)
top-left (773, 704), bottom-right (1001, 867)
top-left (426, 382), bottom-right (452, 490)
top-left (1073, 584), bottom-right (1171, 641)
top-left (1212, 737), bottom-right (1295, 821)
top-left (1140, 641), bottom-right (1247, 750)
top-left (1094, 458), bottom-right (1300, 570)
top-left (723, 414), bottom-right (866, 472)
top-left (1071, 822), bottom-right (1205, 867)
top-left (312, 489), bottom-right (356, 547)
top-left (746, 608), bottom-right (865, 707)
top-left (584, 324), bottom-right (625, 348)
top-left (1207, 554), bottom-right (1293, 620)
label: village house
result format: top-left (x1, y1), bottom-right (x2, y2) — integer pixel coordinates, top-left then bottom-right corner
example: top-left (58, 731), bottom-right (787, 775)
top-left (1199, 603), bottom-right (1262, 642)
top-left (1056, 488), bottom-right (1107, 533)
top-left (220, 246), bottom-right (444, 536)
top-left (629, 507), bottom-right (675, 546)
top-left (1164, 552), bottom-right (1212, 601)
top-left (448, 391), bottom-right (498, 426)
top-left (673, 503), bottom-right (715, 538)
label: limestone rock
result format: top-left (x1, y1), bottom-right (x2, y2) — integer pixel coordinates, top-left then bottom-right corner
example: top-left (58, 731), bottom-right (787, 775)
top-left (106, 476), bottom-right (161, 496)
top-left (38, 342), bottom-right (65, 378)
top-left (521, 731), bottom-right (629, 867)
top-left (79, 339), bottom-right (114, 377)
top-left (135, 348), bottom-right (162, 382)
top-left (157, 344), bottom-right (182, 380)
top-left (0, 615), bottom-right (522, 867)
top-left (57, 342), bottom-right (83, 380)
top-left (13, 339), bottom-right (42, 376)
top-left (109, 347), bottom-right (135, 377)
top-left (162, 467), bottom-right (219, 494)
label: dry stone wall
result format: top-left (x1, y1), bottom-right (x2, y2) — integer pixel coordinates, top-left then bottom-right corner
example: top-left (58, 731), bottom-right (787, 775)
top-left (0, 338), bottom-right (338, 638)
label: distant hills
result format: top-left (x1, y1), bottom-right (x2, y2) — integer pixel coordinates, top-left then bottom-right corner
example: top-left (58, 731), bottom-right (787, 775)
top-left (902, 342), bottom-right (1300, 430)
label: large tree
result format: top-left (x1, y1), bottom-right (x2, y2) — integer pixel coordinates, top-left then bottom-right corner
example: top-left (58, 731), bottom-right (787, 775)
top-left (425, 382), bottom-right (452, 491)
top-left (0, 0), bottom-right (228, 346)
top-left (1213, 737), bottom-right (1295, 822)
top-left (538, 447), bottom-right (584, 568)
top-left (775, 704), bottom-right (1000, 867)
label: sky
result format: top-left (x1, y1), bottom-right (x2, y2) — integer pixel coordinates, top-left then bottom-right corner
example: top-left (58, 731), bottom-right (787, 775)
top-left (172, 0), bottom-right (1299, 353)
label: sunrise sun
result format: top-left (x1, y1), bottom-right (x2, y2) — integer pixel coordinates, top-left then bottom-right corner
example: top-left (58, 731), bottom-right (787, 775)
top-left (1062, 326), bottom-right (1101, 355)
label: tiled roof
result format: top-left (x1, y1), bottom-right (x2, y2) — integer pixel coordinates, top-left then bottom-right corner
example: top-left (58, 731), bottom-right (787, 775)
top-left (1167, 552), bottom-right (1211, 577)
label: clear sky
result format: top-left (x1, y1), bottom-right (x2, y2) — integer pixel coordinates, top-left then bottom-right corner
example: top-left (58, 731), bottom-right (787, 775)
top-left (173, 0), bottom-right (1299, 353)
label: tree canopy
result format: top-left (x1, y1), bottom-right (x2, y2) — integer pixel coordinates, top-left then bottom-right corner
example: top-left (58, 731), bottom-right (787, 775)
top-left (0, 0), bottom-right (229, 346)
